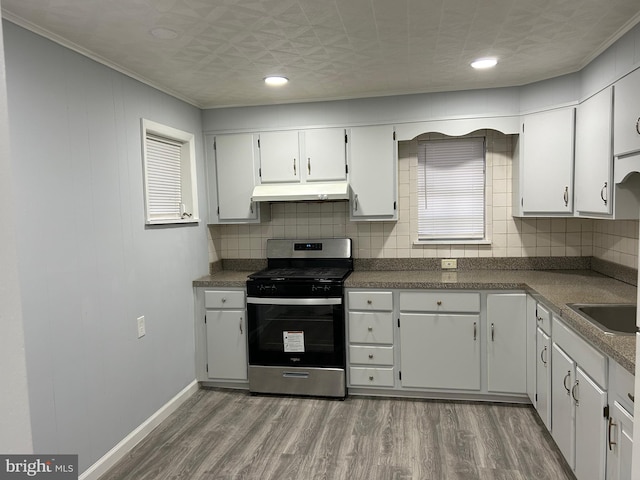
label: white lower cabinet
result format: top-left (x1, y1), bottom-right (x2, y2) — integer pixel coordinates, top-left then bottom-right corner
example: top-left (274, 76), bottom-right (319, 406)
top-left (204, 290), bottom-right (248, 381)
top-left (347, 290), bottom-right (395, 388)
top-left (551, 316), bottom-right (608, 480)
top-left (536, 327), bottom-right (552, 430)
top-left (400, 312), bottom-right (481, 390)
top-left (606, 401), bottom-right (634, 480)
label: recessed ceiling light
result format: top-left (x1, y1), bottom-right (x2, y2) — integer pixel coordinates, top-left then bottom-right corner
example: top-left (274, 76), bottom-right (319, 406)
top-left (149, 27), bottom-right (178, 40)
top-left (264, 76), bottom-right (289, 87)
top-left (471, 57), bottom-right (498, 69)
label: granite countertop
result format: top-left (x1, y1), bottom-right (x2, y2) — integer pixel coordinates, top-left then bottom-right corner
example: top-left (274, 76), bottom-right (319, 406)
top-left (194, 268), bottom-right (637, 375)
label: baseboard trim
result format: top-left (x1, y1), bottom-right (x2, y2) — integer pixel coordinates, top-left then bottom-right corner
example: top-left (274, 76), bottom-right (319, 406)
top-left (79, 380), bottom-right (199, 480)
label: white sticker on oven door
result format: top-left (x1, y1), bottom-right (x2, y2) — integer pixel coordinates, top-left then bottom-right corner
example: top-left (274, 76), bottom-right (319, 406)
top-left (283, 331), bottom-right (305, 353)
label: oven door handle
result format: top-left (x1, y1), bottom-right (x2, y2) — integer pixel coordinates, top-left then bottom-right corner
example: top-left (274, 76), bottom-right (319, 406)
top-left (247, 297), bottom-right (342, 306)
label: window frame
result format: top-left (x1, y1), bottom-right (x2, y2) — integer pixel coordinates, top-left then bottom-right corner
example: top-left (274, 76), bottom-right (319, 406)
top-left (416, 136), bottom-right (488, 244)
top-left (141, 118), bottom-right (199, 225)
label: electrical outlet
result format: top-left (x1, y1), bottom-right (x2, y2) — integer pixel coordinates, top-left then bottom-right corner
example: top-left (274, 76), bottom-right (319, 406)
top-left (441, 258), bottom-right (457, 270)
top-left (137, 316), bottom-right (146, 338)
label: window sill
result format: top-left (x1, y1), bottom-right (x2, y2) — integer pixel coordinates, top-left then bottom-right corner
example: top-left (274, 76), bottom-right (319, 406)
top-left (414, 239), bottom-right (492, 245)
top-left (146, 218), bottom-right (200, 226)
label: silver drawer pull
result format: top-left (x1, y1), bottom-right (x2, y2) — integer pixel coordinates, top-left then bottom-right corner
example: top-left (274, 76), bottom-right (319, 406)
top-left (283, 371), bottom-right (309, 379)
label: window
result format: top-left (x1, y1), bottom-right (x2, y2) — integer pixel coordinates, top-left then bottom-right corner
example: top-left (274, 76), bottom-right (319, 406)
top-left (142, 119), bottom-right (199, 225)
top-left (417, 137), bottom-right (485, 242)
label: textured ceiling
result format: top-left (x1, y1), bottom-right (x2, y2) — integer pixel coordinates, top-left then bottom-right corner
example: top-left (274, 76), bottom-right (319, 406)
top-left (2, 0), bottom-right (640, 108)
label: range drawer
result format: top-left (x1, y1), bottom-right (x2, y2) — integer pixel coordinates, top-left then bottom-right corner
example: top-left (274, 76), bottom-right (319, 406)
top-left (350, 367), bottom-right (395, 387)
top-left (400, 291), bottom-right (480, 313)
top-left (348, 291), bottom-right (393, 311)
top-left (349, 312), bottom-right (394, 344)
top-left (205, 290), bottom-right (245, 309)
top-left (349, 345), bottom-right (394, 366)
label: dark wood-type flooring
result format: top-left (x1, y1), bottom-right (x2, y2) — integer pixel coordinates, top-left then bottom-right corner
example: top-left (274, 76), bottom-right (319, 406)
top-left (101, 388), bottom-right (575, 480)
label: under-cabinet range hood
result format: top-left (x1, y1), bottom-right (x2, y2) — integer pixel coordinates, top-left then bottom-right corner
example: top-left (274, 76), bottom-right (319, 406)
top-left (251, 182), bottom-right (350, 202)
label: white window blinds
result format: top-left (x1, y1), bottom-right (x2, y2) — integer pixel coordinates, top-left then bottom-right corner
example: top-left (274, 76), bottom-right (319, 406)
top-left (145, 134), bottom-right (183, 220)
top-left (417, 138), bottom-right (485, 241)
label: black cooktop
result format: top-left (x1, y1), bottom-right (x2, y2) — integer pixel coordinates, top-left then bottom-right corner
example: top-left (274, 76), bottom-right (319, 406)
top-left (248, 267), bottom-right (351, 282)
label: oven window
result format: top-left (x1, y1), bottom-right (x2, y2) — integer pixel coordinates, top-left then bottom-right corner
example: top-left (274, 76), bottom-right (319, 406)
top-left (248, 303), bottom-right (344, 367)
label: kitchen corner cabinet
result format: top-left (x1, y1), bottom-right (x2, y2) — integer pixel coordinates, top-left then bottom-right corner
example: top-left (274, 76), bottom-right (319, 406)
top-left (574, 87), bottom-right (613, 216)
top-left (347, 290), bottom-right (395, 388)
top-left (551, 316), bottom-right (607, 480)
top-left (614, 67), bottom-right (640, 157)
top-left (257, 128), bottom-right (348, 184)
top-left (204, 289), bottom-right (248, 382)
top-left (206, 133), bottom-right (263, 224)
top-left (349, 125), bottom-right (398, 221)
top-left (486, 293), bottom-right (527, 394)
top-left (399, 291), bottom-right (481, 391)
top-left (513, 107), bottom-right (575, 216)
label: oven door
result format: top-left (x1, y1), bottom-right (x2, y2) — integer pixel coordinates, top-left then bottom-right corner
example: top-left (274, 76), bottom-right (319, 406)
top-left (247, 297), bottom-right (345, 368)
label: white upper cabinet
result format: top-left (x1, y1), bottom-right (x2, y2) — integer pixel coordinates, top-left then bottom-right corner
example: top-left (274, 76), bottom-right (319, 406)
top-left (257, 128), bottom-right (348, 184)
top-left (574, 87), bottom-right (613, 216)
top-left (614, 67), bottom-right (640, 157)
top-left (206, 133), bottom-right (262, 224)
top-left (258, 130), bottom-right (301, 183)
top-left (513, 107), bottom-right (575, 216)
top-left (349, 125), bottom-right (398, 221)
top-left (303, 128), bottom-right (348, 182)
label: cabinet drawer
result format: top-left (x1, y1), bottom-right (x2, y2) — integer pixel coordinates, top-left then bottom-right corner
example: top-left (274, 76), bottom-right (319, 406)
top-left (348, 291), bottom-right (393, 311)
top-left (400, 291), bottom-right (480, 313)
top-left (349, 367), bottom-right (395, 387)
top-left (205, 290), bottom-right (245, 309)
top-left (349, 345), bottom-right (394, 366)
top-left (535, 302), bottom-right (552, 335)
top-left (552, 316), bottom-right (607, 388)
top-left (349, 312), bottom-right (394, 344)
top-left (609, 360), bottom-right (635, 413)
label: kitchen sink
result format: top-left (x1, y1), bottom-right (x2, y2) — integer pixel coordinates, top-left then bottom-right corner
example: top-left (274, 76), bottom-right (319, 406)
top-left (567, 303), bottom-right (637, 336)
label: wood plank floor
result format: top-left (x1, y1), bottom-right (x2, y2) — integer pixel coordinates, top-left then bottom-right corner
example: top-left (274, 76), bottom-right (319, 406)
top-left (101, 388), bottom-right (575, 480)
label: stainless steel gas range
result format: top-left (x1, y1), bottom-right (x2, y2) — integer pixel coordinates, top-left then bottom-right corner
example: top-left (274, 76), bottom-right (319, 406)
top-left (246, 238), bottom-right (353, 399)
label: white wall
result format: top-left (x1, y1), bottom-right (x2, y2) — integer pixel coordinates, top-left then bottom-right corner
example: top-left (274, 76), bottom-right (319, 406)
top-left (3, 21), bottom-right (209, 471)
top-left (0, 10), bottom-right (34, 454)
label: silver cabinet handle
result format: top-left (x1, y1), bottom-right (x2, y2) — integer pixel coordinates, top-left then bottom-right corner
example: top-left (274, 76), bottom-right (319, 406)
top-left (563, 371), bottom-right (571, 395)
top-left (308, 157), bottom-right (311, 175)
top-left (636, 117), bottom-right (640, 135)
top-left (540, 346), bottom-right (548, 366)
top-left (601, 182), bottom-right (608, 205)
top-left (491, 323), bottom-right (494, 342)
top-left (239, 318), bottom-right (243, 335)
top-left (563, 186), bottom-right (569, 207)
top-left (354, 194), bottom-right (359, 212)
top-left (608, 417), bottom-right (617, 450)
top-left (250, 201), bottom-right (254, 214)
top-left (473, 322), bottom-right (477, 341)
top-left (293, 158), bottom-right (296, 175)
top-left (571, 380), bottom-right (580, 406)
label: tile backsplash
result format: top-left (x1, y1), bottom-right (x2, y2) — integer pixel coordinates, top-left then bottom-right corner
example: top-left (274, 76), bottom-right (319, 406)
top-left (208, 130), bottom-right (639, 270)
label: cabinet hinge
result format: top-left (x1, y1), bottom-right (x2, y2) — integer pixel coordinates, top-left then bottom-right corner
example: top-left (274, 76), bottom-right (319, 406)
top-left (345, 164), bottom-right (349, 174)
top-left (259, 167), bottom-right (262, 178)
top-left (213, 140), bottom-right (216, 151)
top-left (257, 138), bottom-right (260, 148)
top-left (393, 201), bottom-right (397, 210)
top-left (393, 131), bottom-right (396, 141)
top-left (604, 404), bottom-right (610, 418)
top-left (535, 393), bottom-right (538, 402)
top-left (521, 197), bottom-right (524, 207)
top-left (206, 363), bottom-right (208, 373)
top-left (216, 206), bottom-right (219, 216)
top-left (522, 123), bottom-right (525, 133)
top-left (399, 371), bottom-right (402, 380)
top-left (397, 318), bottom-right (400, 328)
top-left (345, 133), bottom-right (348, 144)
top-left (204, 315), bottom-right (207, 324)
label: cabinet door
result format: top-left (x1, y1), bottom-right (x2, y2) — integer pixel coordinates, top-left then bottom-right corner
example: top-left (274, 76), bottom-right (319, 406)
top-left (575, 87), bottom-right (613, 215)
top-left (205, 309), bottom-right (247, 381)
top-left (303, 128), bottom-right (347, 182)
top-left (486, 293), bottom-right (526, 394)
top-left (614, 68), bottom-right (640, 156)
top-left (213, 134), bottom-right (258, 222)
top-left (521, 108), bottom-right (575, 214)
top-left (552, 343), bottom-right (576, 469)
top-left (536, 328), bottom-right (552, 430)
top-left (399, 313), bottom-right (480, 390)
top-left (607, 401), bottom-right (634, 480)
top-left (258, 131), bottom-right (300, 183)
top-left (349, 125), bottom-right (398, 220)
top-left (526, 295), bottom-right (537, 404)
top-left (574, 367), bottom-right (607, 480)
